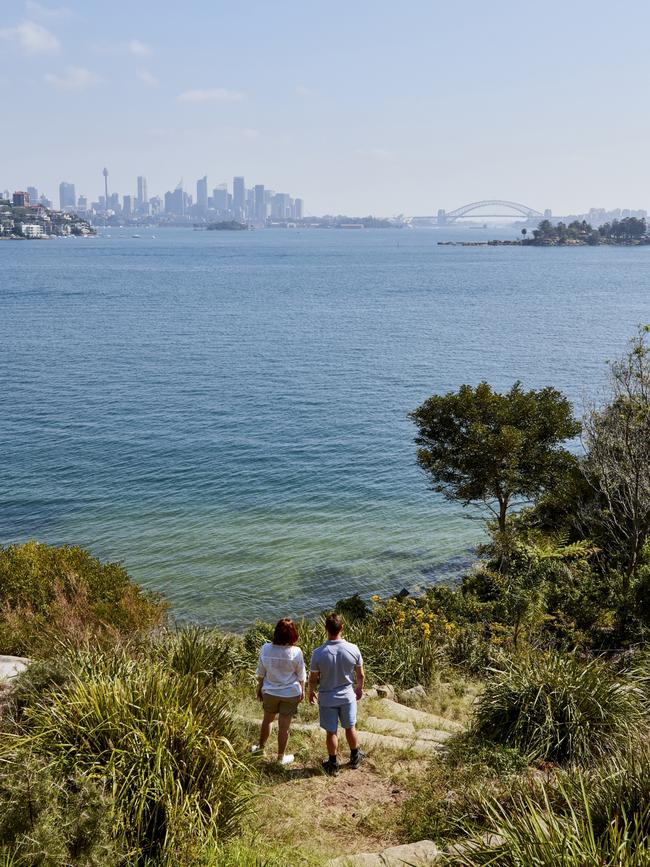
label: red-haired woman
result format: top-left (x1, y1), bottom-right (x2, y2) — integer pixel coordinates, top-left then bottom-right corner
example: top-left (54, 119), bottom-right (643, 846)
top-left (252, 618), bottom-right (306, 765)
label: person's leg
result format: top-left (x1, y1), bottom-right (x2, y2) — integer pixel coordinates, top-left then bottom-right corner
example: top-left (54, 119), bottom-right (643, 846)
top-left (341, 701), bottom-right (364, 768)
top-left (277, 713), bottom-right (292, 758)
top-left (319, 706), bottom-right (340, 773)
top-left (258, 710), bottom-right (277, 749)
top-left (344, 726), bottom-right (358, 750)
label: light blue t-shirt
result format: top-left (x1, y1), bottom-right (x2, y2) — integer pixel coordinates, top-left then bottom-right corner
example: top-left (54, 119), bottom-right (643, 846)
top-left (310, 639), bottom-right (363, 707)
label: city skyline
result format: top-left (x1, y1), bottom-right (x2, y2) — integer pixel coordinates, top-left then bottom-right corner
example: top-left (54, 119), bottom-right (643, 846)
top-left (2, 1), bottom-right (650, 215)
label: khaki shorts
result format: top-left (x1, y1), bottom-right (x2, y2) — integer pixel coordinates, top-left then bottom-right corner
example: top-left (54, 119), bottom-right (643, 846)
top-left (262, 693), bottom-right (301, 716)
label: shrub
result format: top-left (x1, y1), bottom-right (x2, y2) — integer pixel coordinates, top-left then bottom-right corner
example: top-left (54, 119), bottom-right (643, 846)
top-left (472, 652), bottom-right (647, 765)
top-left (16, 651), bottom-right (252, 864)
top-left (0, 751), bottom-right (118, 866)
top-left (0, 541), bottom-right (166, 655)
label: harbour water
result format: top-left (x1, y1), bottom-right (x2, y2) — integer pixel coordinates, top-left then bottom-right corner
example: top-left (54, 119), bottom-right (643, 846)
top-left (1, 227), bottom-right (648, 627)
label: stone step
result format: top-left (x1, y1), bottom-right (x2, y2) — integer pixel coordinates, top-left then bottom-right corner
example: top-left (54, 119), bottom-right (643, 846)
top-left (329, 840), bottom-right (441, 866)
top-left (237, 716), bottom-right (445, 756)
top-left (364, 716), bottom-right (415, 737)
top-left (371, 699), bottom-right (464, 733)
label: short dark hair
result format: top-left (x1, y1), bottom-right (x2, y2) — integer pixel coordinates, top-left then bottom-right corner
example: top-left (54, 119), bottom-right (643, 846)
top-left (273, 618), bottom-right (298, 646)
top-left (325, 612), bottom-right (344, 636)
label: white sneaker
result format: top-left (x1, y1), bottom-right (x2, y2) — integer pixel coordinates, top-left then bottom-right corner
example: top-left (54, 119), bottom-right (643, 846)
top-left (250, 744), bottom-right (262, 754)
top-left (278, 753), bottom-right (294, 766)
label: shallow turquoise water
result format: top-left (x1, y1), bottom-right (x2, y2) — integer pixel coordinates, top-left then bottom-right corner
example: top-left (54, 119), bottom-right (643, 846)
top-left (1, 228), bottom-right (648, 626)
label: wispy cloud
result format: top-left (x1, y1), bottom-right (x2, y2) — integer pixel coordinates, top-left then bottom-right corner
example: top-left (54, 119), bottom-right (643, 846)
top-left (295, 85), bottom-right (312, 96)
top-left (136, 68), bottom-right (158, 87)
top-left (44, 66), bottom-right (101, 90)
top-left (127, 39), bottom-right (151, 57)
top-left (24, 1), bottom-right (70, 18)
top-left (0, 19), bottom-right (60, 53)
top-left (177, 87), bottom-right (244, 103)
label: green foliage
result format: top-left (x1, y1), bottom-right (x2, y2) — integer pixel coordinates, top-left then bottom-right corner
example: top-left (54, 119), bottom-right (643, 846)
top-left (13, 650), bottom-right (252, 864)
top-left (158, 625), bottom-right (247, 683)
top-left (411, 381), bottom-right (580, 531)
top-left (454, 771), bottom-right (650, 866)
top-left (0, 752), bottom-right (118, 866)
top-left (398, 736), bottom-right (528, 844)
top-left (472, 652), bottom-right (647, 765)
top-left (0, 542), bottom-right (166, 656)
top-left (599, 216), bottom-right (647, 240)
top-left (333, 593), bottom-right (371, 622)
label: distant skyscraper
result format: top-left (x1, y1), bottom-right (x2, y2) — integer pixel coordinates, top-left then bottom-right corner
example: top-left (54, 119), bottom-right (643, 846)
top-left (254, 184), bottom-right (266, 223)
top-left (77, 195), bottom-right (88, 210)
top-left (246, 188), bottom-right (255, 219)
top-left (293, 198), bottom-right (304, 221)
top-left (59, 182), bottom-right (76, 210)
top-left (102, 168), bottom-right (109, 211)
top-left (196, 175), bottom-right (208, 216)
top-left (137, 176), bottom-right (148, 207)
top-left (123, 195), bottom-right (133, 216)
top-left (27, 186), bottom-right (38, 203)
top-left (108, 193), bottom-right (120, 212)
top-left (13, 191), bottom-right (29, 206)
top-left (165, 182), bottom-right (185, 216)
top-left (212, 185), bottom-right (229, 213)
top-left (233, 176), bottom-right (245, 218)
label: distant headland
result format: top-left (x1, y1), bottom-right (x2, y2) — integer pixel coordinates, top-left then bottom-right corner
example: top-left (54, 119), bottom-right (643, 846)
top-left (0, 194), bottom-right (95, 239)
top-left (439, 217), bottom-right (650, 247)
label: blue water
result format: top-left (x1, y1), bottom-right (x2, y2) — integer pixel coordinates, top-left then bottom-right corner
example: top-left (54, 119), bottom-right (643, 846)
top-left (1, 228), bottom-right (648, 627)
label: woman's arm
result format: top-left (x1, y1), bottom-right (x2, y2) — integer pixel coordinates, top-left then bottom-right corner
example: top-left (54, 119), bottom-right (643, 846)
top-left (256, 676), bottom-right (264, 702)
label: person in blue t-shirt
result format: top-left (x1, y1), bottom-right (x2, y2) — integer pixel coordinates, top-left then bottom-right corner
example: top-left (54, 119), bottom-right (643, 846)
top-left (309, 612), bottom-right (365, 775)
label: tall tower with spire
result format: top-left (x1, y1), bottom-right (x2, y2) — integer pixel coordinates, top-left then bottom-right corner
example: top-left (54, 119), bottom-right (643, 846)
top-left (102, 167), bottom-right (109, 211)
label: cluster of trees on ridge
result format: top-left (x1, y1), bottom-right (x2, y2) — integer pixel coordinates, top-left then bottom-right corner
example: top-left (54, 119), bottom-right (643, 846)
top-left (521, 215), bottom-right (648, 245)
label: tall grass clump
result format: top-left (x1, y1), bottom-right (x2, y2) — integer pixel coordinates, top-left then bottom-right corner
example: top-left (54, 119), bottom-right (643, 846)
top-left (472, 651), bottom-right (646, 765)
top-left (15, 651), bottom-right (252, 864)
top-left (454, 770), bottom-right (650, 866)
top-left (159, 625), bottom-right (246, 683)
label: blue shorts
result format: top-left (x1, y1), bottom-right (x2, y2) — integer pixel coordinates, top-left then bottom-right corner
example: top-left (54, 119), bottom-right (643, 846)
top-left (319, 701), bottom-right (357, 732)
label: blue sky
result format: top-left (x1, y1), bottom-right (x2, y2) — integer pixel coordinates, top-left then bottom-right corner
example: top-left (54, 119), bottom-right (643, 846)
top-left (2, 0), bottom-right (649, 215)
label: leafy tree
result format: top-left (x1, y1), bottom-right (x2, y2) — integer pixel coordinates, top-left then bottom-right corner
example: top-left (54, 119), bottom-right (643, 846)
top-left (410, 382), bottom-right (581, 533)
top-left (583, 327), bottom-right (650, 587)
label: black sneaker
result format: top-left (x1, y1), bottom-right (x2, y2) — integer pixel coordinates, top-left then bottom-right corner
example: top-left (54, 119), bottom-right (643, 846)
top-left (322, 758), bottom-right (340, 776)
top-left (349, 750), bottom-right (366, 769)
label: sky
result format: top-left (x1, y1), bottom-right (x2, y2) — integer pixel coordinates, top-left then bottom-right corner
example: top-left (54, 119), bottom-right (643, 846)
top-left (2, 0), bottom-right (650, 216)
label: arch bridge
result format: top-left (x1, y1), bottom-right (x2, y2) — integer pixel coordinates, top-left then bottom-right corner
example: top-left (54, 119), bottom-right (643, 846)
top-left (443, 200), bottom-right (543, 222)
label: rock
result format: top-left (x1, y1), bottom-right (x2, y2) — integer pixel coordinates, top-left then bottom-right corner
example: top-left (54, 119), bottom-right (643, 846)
top-left (375, 700), bottom-right (464, 732)
top-left (0, 656), bottom-right (29, 682)
top-left (365, 716), bottom-right (415, 736)
top-left (398, 685), bottom-right (427, 702)
top-left (363, 688), bottom-right (379, 699)
top-left (376, 684), bottom-right (395, 700)
top-left (357, 731), bottom-right (445, 755)
top-left (380, 840), bottom-right (440, 865)
top-left (328, 841), bottom-right (440, 866)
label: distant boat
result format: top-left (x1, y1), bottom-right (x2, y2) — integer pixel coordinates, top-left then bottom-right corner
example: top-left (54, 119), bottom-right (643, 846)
top-left (132, 234), bottom-right (140, 238)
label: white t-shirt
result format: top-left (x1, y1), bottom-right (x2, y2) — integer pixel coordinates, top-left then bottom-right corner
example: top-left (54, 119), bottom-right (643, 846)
top-left (256, 642), bottom-right (306, 698)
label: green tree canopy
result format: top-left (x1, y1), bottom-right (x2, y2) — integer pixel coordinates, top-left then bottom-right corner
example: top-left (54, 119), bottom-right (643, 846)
top-left (410, 382), bottom-right (581, 531)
